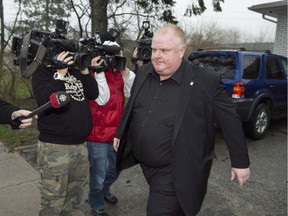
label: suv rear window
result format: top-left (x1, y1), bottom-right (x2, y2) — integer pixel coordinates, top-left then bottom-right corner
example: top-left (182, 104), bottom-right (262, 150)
top-left (243, 55), bottom-right (260, 79)
top-left (190, 54), bottom-right (235, 79)
top-left (265, 56), bottom-right (283, 80)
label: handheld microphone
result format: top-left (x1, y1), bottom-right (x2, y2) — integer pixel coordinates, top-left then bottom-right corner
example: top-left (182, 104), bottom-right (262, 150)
top-left (11, 91), bottom-right (70, 129)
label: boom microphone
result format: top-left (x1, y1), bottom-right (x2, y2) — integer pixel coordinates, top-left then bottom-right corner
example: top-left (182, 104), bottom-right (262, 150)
top-left (11, 91), bottom-right (70, 129)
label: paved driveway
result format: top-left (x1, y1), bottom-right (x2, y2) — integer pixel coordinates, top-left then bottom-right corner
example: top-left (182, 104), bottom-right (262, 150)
top-left (83, 119), bottom-right (287, 216)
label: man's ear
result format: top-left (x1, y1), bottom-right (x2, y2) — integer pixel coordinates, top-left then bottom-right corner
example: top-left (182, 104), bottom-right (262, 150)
top-left (180, 45), bottom-right (186, 58)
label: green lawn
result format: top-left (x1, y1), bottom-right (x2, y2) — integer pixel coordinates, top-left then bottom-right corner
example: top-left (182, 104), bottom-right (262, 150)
top-left (0, 124), bottom-right (38, 148)
top-left (0, 69), bottom-right (38, 148)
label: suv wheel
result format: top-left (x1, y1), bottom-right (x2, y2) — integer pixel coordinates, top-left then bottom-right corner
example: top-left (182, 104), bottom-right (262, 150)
top-left (244, 103), bottom-right (271, 140)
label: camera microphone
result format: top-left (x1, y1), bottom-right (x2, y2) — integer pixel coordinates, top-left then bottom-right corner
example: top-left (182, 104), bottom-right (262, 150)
top-left (52, 39), bottom-right (79, 52)
top-left (11, 91), bottom-right (70, 129)
top-left (99, 32), bottom-right (116, 43)
top-left (102, 45), bottom-right (122, 55)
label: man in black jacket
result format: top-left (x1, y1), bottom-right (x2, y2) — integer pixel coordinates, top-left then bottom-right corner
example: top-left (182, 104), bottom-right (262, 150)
top-left (0, 99), bottom-right (33, 128)
top-left (113, 24), bottom-right (250, 216)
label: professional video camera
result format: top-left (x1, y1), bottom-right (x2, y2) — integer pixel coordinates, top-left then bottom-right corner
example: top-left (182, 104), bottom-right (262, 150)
top-left (12, 19), bottom-right (79, 78)
top-left (12, 22), bottom-right (126, 77)
top-left (74, 28), bottom-right (126, 72)
top-left (136, 21), bottom-right (153, 61)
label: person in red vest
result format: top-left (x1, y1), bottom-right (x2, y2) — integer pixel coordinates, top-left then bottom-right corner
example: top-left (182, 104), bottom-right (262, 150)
top-left (87, 41), bottom-right (135, 216)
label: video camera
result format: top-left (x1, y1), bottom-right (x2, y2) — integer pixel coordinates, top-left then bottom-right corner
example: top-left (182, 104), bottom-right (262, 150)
top-left (74, 28), bottom-right (126, 72)
top-left (12, 20), bottom-right (126, 78)
top-left (136, 21), bottom-right (153, 61)
top-left (12, 20), bottom-right (79, 78)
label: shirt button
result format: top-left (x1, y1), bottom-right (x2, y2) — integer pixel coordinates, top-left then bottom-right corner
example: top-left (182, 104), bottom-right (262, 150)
top-left (148, 110), bottom-right (152, 113)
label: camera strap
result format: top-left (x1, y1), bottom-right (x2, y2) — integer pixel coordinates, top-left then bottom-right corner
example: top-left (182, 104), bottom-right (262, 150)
top-left (20, 31), bottom-right (47, 78)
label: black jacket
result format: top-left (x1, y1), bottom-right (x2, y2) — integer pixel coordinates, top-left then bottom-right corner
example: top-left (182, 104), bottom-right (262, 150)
top-left (115, 59), bottom-right (250, 215)
top-left (32, 65), bottom-right (99, 144)
top-left (0, 99), bottom-right (19, 124)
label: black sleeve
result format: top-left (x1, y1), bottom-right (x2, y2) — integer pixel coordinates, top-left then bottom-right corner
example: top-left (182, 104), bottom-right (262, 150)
top-left (0, 99), bottom-right (20, 124)
top-left (80, 73), bottom-right (99, 100)
top-left (213, 75), bottom-right (250, 168)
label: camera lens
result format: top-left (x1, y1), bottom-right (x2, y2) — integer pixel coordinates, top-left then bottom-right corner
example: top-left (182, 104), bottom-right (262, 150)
top-left (141, 47), bottom-right (152, 59)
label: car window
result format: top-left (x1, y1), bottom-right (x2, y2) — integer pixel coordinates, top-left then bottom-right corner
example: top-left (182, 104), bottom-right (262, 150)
top-left (189, 54), bottom-right (236, 79)
top-left (243, 55), bottom-right (260, 79)
top-left (266, 56), bottom-right (283, 80)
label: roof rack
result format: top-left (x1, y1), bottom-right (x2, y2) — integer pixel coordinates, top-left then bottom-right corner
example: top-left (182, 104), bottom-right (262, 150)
top-left (197, 47), bottom-right (246, 51)
top-left (243, 49), bottom-right (271, 53)
top-left (197, 47), bottom-right (271, 53)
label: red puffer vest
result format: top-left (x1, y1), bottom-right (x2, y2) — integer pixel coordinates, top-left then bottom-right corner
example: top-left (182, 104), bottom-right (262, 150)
top-left (87, 69), bottom-right (125, 143)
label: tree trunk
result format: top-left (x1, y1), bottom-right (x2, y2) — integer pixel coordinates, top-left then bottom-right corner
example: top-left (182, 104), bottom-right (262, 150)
top-left (90, 0), bottom-right (109, 35)
top-left (0, 0), bottom-right (4, 51)
top-left (0, 0), bottom-right (4, 81)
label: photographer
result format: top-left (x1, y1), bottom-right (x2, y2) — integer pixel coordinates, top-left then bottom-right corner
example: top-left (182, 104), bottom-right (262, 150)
top-left (32, 50), bottom-right (99, 216)
top-left (86, 41), bottom-right (135, 216)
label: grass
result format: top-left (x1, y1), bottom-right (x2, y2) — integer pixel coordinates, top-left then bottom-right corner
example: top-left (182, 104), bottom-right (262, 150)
top-left (0, 97), bottom-right (39, 148)
top-left (0, 124), bottom-right (38, 148)
top-left (0, 70), bottom-right (38, 148)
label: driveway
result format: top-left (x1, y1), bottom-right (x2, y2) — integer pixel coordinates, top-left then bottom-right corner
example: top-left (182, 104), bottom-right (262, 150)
top-left (89, 119), bottom-right (287, 216)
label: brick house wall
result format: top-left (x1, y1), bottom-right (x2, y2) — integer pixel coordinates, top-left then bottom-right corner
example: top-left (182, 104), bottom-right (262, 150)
top-left (273, 11), bottom-right (287, 57)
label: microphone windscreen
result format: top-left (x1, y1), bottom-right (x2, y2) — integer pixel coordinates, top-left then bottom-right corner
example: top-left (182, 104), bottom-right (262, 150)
top-left (50, 91), bottom-right (71, 108)
top-left (99, 32), bottom-right (115, 43)
top-left (102, 45), bottom-right (121, 55)
top-left (53, 39), bottom-right (79, 52)
top-left (61, 40), bottom-right (79, 52)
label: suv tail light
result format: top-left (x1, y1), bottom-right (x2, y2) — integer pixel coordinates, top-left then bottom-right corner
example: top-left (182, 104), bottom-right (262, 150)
top-left (232, 82), bottom-right (245, 98)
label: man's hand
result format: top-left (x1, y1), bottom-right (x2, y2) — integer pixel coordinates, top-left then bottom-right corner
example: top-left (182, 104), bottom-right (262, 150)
top-left (56, 51), bottom-right (74, 76)
top-left (121, 68), bottom-right (130, 77)
top-left (231, 167), bottom-right (250, 187)
top-left (113, 137), bottom-right (120, 152)
top-left (11, 110), bottom-right (36, 129)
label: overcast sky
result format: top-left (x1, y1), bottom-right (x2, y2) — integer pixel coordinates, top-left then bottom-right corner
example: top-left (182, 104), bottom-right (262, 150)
top-left (174, 0), bottom-right (278, 40)
top-left (3, 0), bottom-right (278, 40)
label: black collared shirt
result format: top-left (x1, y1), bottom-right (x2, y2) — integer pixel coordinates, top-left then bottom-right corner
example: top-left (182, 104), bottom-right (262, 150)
top-left (130, 61), bottom-right (185, 167)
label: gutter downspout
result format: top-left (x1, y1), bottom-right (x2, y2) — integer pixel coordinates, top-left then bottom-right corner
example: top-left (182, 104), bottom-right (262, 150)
top-left (262, 14), bottom-right (277, 23)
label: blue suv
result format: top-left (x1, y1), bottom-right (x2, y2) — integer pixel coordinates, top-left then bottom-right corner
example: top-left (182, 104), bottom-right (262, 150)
top-left (188, 48), bottom-right (287, 139)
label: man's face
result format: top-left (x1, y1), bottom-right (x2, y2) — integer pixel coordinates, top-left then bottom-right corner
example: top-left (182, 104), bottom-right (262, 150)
top-left (151, 30), bottom-right (185, 79)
